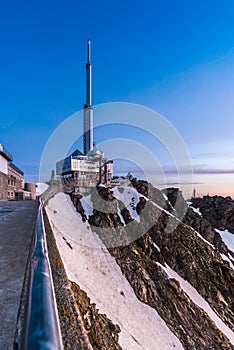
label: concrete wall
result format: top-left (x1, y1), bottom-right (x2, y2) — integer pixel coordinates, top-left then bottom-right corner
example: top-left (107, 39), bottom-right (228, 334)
top-left (0, 171), bottom-right (8, 201)
top-left (0, 155), bottom-right (8, 175)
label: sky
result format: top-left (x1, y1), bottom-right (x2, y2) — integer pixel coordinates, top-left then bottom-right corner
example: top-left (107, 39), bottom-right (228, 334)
top-left (1, 0), bottom-right (234, 197)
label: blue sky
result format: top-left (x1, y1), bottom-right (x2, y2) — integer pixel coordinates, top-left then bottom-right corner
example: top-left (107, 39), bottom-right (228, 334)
top-left (1, 0), bottom-right (234, 196)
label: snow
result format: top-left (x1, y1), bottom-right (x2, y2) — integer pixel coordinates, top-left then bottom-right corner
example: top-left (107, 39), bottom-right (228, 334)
top-left (190, 206), bottom-right (202, 216)
top-left (111, 177), bottom-right (127, 184)
top-left (80, 195), bottom-right (94, 217)
top-left (45, 192), bottom-right (99, 248)
top-left (196, 231), bottom-right (215, 249)
top-left (36, 182), bottom-right (48, 195)
top-left (221, 254), bottom-right (234, 270)
top-left (117, 206), bottom-right (126, 226)
top-left (112, 187), bottom-right (216, 255)
top-left (112, 186), bottom-right (141, 223)
top-left (215, 229), bottom-right (234, 253)
top-left (153, 242), bottom-right (161, 252)
top-left (148, 197), bottom-right (180, 221)
top-left (45, 192), bottom-right (184, 350)
top-left (156, 263), bottom-right (234, 345)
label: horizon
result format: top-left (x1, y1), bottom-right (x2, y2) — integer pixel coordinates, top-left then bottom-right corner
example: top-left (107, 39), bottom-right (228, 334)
top-left (1, 0), bottom-right (234, 197)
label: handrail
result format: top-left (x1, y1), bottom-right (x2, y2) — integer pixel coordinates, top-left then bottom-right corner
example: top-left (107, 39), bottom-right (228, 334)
top-left (23, 201), bottom-right (63, 350)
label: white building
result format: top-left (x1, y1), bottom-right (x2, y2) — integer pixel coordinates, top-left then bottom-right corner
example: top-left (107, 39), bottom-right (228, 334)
top-left (0, 144), bottom-right (12, 175)
top-left (56, 147), bottom-right (114, 189)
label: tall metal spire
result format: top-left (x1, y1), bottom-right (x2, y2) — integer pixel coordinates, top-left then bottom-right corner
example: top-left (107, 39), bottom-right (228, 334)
top-left (83, 39), bottom-right (93, 155)
top-left (87, 39), bottom-right (91, 64)
top-left (86, 39), bottom-right (92, 107)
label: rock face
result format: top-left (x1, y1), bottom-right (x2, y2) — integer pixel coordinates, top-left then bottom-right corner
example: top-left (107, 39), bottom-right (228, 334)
top-left (71, 282), bottom-right (121, 350)
top-left (70, 181), bottom-right (234, 350)
top-left (163, 188), bottom-right (229, 254)
top-left (191, 195), bottom-right (234, 233)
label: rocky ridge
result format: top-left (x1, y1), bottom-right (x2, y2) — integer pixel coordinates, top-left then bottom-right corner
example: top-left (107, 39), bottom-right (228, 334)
top-left (191, 195), bottom-right (234, 233)
top-left (69, 180), bottom-right (234, 349)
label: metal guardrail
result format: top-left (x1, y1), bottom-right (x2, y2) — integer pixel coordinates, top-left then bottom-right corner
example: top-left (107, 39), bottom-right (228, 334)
top-left (23, 202), bottom-right (63, 350)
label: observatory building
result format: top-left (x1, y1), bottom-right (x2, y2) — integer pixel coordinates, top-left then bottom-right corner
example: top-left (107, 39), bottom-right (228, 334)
top-left (56, 40), bottom-right (114, 192)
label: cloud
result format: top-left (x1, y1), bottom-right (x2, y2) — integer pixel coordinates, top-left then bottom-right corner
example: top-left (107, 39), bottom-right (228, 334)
top-left (160, 165), bottom-right (234, 176)
top-left (158, 182), bottom-right (203, 186)
top-left (192, 167), bottom-right (234, 175)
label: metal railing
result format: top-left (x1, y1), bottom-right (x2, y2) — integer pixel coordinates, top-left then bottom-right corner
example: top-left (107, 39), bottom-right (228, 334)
top-left (23, 202), bottom-right (63, 349)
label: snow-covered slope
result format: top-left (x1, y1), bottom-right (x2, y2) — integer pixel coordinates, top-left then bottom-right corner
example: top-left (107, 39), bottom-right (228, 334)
top-left (46, 192), bottom-right (184, 350)
top-left (215, 229), bottom-right (234, 253)
top-left (157, 263), bottom-right (234, 345)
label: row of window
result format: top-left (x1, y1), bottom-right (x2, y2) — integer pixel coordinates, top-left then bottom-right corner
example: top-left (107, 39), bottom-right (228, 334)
top-left (8, 179), bottom-right (16, 186)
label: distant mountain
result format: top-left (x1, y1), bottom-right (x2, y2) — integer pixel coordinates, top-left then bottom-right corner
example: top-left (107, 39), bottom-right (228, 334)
top-left (44, 180), bottom-right (234, 349)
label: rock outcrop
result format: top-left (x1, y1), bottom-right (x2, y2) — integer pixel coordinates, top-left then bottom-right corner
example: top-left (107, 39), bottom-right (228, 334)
top-left (191, 195), bottom-right (234, 233)
top-left (70, 182), bottom-right (234, 350)
top-left (71, 282), bottom-right (122, 350)
top-left (163, 188), bottom-right (229, 254)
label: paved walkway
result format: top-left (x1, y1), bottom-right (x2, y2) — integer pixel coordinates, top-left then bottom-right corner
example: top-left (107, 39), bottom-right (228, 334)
top-left (0, 200), bottom-right (38, 350)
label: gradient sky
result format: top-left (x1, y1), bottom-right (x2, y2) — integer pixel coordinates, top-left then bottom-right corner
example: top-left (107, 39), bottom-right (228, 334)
top-left (1, 0), bottom-right (234, 197)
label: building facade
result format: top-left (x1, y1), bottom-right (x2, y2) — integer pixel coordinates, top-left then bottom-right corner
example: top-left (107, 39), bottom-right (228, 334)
top-left (0, 144), bottom-right (13, 200)
top-left (7, 163), bottom-right (24, 199)
top-left (0, 143), bottom-right (27, 201)
top-left (56, 147), bottom-right (113, 190)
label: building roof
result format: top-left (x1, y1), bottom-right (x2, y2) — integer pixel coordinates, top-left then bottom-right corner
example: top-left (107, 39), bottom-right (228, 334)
top-left (8, 162), bottom-right (24, 176)
top-left (0, 144), bottom-right (13, 161)
top-left (71, 149), bottom-right (84, 157)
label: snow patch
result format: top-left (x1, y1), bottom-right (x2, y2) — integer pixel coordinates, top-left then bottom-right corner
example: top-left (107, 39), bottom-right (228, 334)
top-left (117, 206), bottom-right (126, 226)
top-left (161, 263), bottom-right (234, 345)
top-left (156, 262), bottom-right (170, 279)
top-left (190, 206), bottom-right (202, 216)
top-left (215, 229), bottom-right (234, 253)
top-left (220, 254), bottom-right (234, 270)
top-left (45, 192), bottom-right (184, 350)
top-left (112, 186), bottom-right (141, 223)
top-left (196, 231), bottom-right (215, 249)
top-left (153, 242), bottom-right (161, 252)
top-left (80, 195), bottom-right (94, 217)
